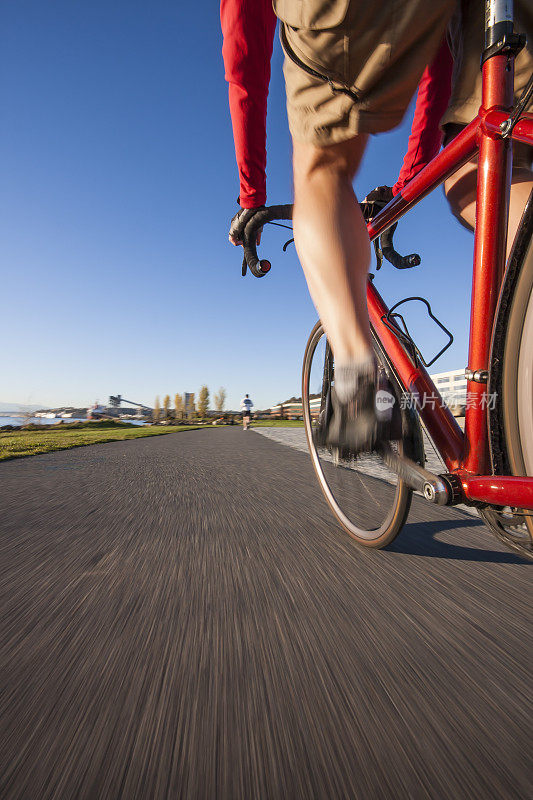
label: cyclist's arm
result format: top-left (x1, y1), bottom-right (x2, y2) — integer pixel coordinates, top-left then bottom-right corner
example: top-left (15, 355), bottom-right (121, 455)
top-left (221, 0), bottom-right (277, 208)
top-left (392, 38), bottom-right (453, 196)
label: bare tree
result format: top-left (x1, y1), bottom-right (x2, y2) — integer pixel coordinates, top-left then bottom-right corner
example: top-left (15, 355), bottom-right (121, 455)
top-left (163, 394), bottom-right (171, 421)
top-left (153, 396), bottom-right (161, 423)
top-left (197, 385), bottom-right (209, 418)
top-left (213, 387), bottom-right (227, 413)
top-left (174, 393), bottom-right (184, 421)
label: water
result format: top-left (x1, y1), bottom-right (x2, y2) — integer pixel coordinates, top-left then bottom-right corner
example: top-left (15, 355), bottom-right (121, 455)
top-left (0, 416), bottom-right (147, 428)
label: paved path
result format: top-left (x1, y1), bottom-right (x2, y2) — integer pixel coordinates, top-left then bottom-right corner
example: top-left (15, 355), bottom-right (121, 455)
top-left (252, 424), bottom-right (447, 473)
top-left (0, 428), bottom-right (531, 799)
top-left (252, 426), bottom-right (475, 514)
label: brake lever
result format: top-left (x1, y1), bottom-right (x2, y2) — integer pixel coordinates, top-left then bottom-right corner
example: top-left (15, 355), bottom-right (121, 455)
top-left (362, 187), bottom-right (421, 272)
top-left (378, 224), bottom-right (421, 270)
top-left (373, 239), bottom-right (384, 271)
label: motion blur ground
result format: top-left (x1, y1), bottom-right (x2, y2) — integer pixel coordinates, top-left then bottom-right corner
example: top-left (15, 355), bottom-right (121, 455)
top-left (0, 428), bottom-right (530, 799)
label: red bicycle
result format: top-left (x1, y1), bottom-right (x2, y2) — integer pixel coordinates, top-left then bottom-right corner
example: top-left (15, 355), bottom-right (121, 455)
top-left (241, 1), bottom-right (533, 560)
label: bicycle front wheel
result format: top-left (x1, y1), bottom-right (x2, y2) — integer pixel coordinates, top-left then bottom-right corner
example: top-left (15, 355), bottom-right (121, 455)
top-left (302, 321), bottom-right (415, 548)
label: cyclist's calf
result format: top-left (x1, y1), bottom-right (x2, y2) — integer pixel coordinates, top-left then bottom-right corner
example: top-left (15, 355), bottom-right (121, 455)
top-left (292, 136), bottom-right (373, 365)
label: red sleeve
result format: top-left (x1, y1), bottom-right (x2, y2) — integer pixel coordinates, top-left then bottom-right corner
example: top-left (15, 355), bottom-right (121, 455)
top-left (221, 0), bottom-right (277, 208)
top-left (392, 38), bottom-right (453, 196)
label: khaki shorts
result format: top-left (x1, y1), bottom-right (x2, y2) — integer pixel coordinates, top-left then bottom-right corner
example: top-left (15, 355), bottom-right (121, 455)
top-left (275, 0), bottom-right (455, 145)
top-left (442, 0), bottom-right (533, 129)
top-left (276, 0), bottom-right (533, 149)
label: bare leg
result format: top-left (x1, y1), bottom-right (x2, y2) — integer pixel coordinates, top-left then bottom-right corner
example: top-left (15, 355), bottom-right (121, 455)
top-left (292, 136), bottom-right (373, 366)
top-left (444, 159), bottom-right (533, 259)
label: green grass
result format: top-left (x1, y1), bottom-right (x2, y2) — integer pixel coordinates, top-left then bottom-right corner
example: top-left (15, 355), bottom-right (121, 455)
top-left (251, 420), bottom-right (304, 427)
top-left (0, 420), bottom-right (208, 462)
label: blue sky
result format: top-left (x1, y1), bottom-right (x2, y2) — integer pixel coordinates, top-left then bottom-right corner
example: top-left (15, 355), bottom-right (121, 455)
top-left (1, 1), bottom-right (474, 411)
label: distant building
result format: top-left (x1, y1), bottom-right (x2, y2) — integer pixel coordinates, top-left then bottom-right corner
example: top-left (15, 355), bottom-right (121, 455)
top-left (184, 393), bottom-right (195, 419)
top-left (268, 368), bottom-right (467, 420)
top-left (268, 396), bottom-right (321, 420)
top-left (430, 368), bottom-right (467, 406)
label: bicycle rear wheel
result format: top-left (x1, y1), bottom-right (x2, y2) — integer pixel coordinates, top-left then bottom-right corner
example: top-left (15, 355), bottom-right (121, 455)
top-left (483, 191), bottom-right (533, 560)
top-left (302, 321), bottom-right (420, 548)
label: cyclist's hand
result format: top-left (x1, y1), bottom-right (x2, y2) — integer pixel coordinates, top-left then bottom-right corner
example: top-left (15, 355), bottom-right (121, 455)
top-left (360, 186), bottom-right (393, 222)
top-left (228, 206), bottom-right (265, 247)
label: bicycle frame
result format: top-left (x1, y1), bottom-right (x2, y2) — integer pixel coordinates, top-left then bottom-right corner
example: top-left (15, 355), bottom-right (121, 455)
top-left (365, 7), bottom-right (533, 510)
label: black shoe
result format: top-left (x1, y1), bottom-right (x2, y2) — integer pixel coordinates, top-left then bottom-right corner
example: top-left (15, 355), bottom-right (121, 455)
top-left (325, 372), bottom-right (396, 453)
top-left (312, 387), bottom-right (333, 448)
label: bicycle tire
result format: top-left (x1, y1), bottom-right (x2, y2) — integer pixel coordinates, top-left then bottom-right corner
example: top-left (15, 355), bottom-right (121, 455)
top-left (302, 320), bottom-right (422, 548)
top-left (482, 190), bottom-right (533, 560)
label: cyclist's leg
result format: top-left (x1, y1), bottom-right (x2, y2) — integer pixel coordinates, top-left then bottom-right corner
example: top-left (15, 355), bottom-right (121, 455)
top-left (292, 136), bottom-right (373, 367)
top-left (282, 0), bottom-right (453, 375)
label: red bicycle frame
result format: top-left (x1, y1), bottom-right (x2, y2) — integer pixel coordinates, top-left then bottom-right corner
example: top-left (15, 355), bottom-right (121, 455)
top-left (365, 39), bottom-right (533, 509)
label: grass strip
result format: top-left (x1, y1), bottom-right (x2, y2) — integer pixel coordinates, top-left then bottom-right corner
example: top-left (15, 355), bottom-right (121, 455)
top-left (0, 421), bottom-right (208, 462)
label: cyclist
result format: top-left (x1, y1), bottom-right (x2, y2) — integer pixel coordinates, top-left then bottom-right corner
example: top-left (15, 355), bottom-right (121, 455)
top-left (221, 1), bottom-right (532, 451)
top-left (240, 394), bottom-right (253, 430)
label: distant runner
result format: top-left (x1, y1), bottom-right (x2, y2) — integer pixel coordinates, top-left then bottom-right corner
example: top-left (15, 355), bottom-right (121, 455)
top-left (240, 394), bottom-right (253, 430)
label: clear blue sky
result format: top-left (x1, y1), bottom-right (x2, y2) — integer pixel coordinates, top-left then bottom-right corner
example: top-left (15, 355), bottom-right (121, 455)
top-left (1, 0), bottom-right (474, 411)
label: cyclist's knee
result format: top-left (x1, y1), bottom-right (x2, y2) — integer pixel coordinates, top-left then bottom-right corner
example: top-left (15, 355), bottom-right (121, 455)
top-left (293, 135), bottom-right (368, 185)
top-left (510, 167), bottom-right (533, 189)
top-left (444, 162), bottom-right (533, 233)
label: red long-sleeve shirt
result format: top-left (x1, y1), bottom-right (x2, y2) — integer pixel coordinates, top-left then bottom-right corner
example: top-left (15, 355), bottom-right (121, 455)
top-left (221, 0), bottom-right (276, 208)
top-left (392, 38), bottom-right (453, 195)
top-left (221, 2), bottom-right (453, 205)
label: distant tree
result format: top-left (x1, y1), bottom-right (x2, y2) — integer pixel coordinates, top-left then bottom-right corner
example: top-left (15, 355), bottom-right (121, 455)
top-left (174, 393), bottom-right (184, 421)
top-left (153, 396), bottom-right (161, 423)
top-left (198, 385), bottom-right (209, 418)
top-left (163, 394), bottom-right (171, 420)
top-left (213, 387), bottom-right (227, 412)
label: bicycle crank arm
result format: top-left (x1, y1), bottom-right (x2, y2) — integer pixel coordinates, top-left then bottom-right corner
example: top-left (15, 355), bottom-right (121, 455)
top-left (380, 445), bottom-right (453, 505)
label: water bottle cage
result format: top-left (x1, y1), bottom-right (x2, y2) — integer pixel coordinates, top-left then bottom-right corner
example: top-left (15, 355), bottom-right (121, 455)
top-left (381, 297), bottom-right (454, 368)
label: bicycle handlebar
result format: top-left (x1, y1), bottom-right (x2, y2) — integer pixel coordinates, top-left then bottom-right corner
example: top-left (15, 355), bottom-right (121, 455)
top-left (242, 204), bottom-right (293, 277)
top-left (241, 200), bottom-right (420, 276)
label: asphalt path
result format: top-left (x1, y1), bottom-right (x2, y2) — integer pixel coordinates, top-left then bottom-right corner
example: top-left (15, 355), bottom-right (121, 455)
top-left (0, 427), bottom-right (531, 799)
